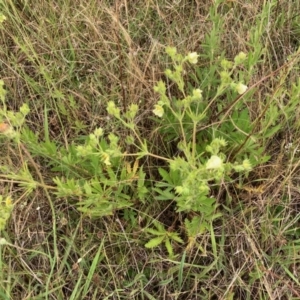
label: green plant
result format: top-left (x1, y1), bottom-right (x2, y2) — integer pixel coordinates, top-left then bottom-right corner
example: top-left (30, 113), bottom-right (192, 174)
top-left (1, 40), bottom-right (296, 259)
top-left (2, 0), bottom-right (300, 298)
top-left (104, 48), bottom-right (257, 253)
top-left (21, 124), bottom-right (149, 217)
top-left (0, 47), bottom-right (257, 251)
top-left (1, 0), bottom-right (298, 263)
top-left (0, 26), bottom-right (32, 230)
top-left (144, 220), bottom-right (183, 258)
top-left (0, 196), bottom-right (13, 231)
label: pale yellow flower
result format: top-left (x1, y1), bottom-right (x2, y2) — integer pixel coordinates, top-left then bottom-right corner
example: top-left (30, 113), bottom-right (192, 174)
top-left (102, 152), bottom-right (111, 166)
top-left (187, 52), bottom-right (199, 64)
top-left (242, 159), bottom-right (252, 171)
top-left (234, 52), bottom-right (247, 65)
top-left (192, 89), bottom-right (203, 100)
top-left (153, 104), bottom-right (164, 117)
top-left (94, 128), bottom-right (103, 137)
top-left (206, 155), bottom-right (223, 170)
top-left (237, 51), bottom-right (247, 61)
top-left (236, 83), bottom-right (248, 95)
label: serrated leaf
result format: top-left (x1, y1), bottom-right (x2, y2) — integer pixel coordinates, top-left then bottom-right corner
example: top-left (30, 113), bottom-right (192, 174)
top-left (165, 238), bottom-right (174, 257)
top-left (145, 236), bottom-right (165, 248)
top-left (153, 187), bottom-right (175, 200)
top-left (155, 182), bottom-right (173, 188)
top-left (236, 108), bottom-right (251, 132)
top-left (185, 216), bottom-right (207, 237)
top-left (133, 159), bottom-right (139, 175)
top-left (158, 167), bottom-right (171, 183)
top-left (145, 228), bottom-right (165, 236)
top-left (125, 161), bottom-right (131, 174)
top-left (263, 124), bottom-right (281, 138)
top-left (153, 221), bottom-right (166, 232)
top-left (210, 213), bottom-right (222, 221)
top-left (169, 233), bottom-right (184, 244)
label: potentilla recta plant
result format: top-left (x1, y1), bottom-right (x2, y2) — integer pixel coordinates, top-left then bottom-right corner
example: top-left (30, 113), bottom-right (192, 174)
top-left (107, 47), bottom-right (253, 255)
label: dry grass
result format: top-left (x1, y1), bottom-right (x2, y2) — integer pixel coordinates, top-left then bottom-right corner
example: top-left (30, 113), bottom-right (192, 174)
top-left (0, 0), bottom-right (300, 299)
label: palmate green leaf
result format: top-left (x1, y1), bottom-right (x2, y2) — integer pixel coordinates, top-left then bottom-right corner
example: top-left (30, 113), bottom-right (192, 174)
top-left (158, 167), bottom-right (172, 183)
top-left (37, 140), bottom-right (58, 157)
top-left (158, 168), bottom-right (181, 186)
top-left (145, 236), bottom-right (165, 248)
top-left (185, 216), bottom-right (208, 237)
top-left (53, 177), bottom-right (83, 197)
top-left (77, 192), bottom-right (132, 217)
top-left (77, 203), bottom-right (114, 217)
top-left (234, 108), bottom-right (252, 133)
top-left (152, 187), bottom-right (175, 201)
top-left (89, 180), bottom-right (104, 194)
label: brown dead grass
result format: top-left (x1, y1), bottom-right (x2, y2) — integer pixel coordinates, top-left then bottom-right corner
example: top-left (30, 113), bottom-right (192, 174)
top-left (0, 0), bottom-right (300, 299)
